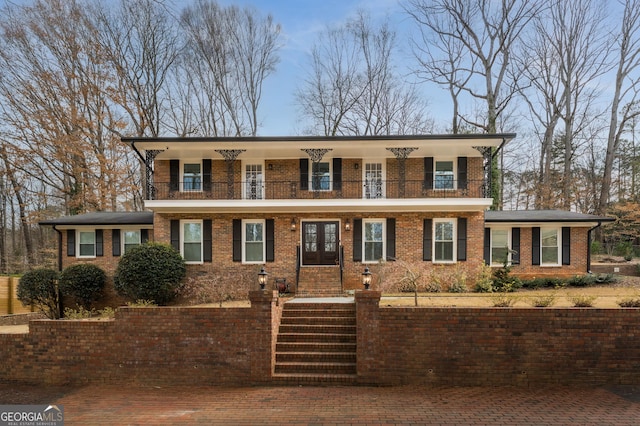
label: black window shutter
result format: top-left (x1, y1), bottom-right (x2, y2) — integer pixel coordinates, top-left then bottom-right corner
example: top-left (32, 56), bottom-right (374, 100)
top-left (233, 219), bottom-right (242, 262)
top-left (424, 157), bottom-right (434, 189)
top-left (203, 219), bottom-right (212, 263)
top-left (333, 158), bottom-right (342, 190)
top-left (423, 219), bottom-right (432, 261)
top-left (562, 227), bottom-right (571, 265)
top-left (95, 230), bottom-right (103, 257)
top-left (457, 157), bottom-right (467, 190)
top-left (170, 220), bottom-right (180, 252)
top-left (67, 230), bottom-right (75, 257)
top-left (353, 218), bottom-right (362, 262)
top-left (141, 229), bottom-right (149, 244)
top-left (386, 218), bottom-right (396, 261)
top-left (511, 228), bottom-right (520, 265)
top-left (457, 218), bottom-right (467, 261)
top-left (532, 227), bottom-right (541, 265)
top-left (483, 228), bottom-right (491, 264)
top-left (170, 159), bottom-right (179, 191)
top-left (266, 219), bottom-right (275, 262)
top-left (112, 229), bottom-right (121, 257)
top-left (300, 158), bottom-right (309, 191)
top-left (203, 159), bottom-right (212, 192)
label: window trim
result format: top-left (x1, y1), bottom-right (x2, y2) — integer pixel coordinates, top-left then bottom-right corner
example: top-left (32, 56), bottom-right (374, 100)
top-left (181, 220), bottom-right (203, 264)
top-left (363, 160), bottom-right (386, 199)
top-left (242, 219), bottom-right (266, 264)
top-left (541, 227), bottom-right (561, 266)
top-left (77, 230), bottom-right (96, 258)
top-left (181, 160), bottom-right (203, 192)
top-left (490, 228), bottom-right (511, 266)
top-left (362, 218), bottom-right (386, 264)
top-left (434, 159), bottom-right (457, 190)
top-left (309, 160), bottom-right (332, 192)
top-left (122, 229), bottom-right (142, 255)
top-left (432, 218), bottom-right (457, 264)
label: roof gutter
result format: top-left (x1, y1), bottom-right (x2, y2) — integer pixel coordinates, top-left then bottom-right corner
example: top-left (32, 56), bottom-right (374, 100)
top-left (129, 140), bottom-right (146, 163)
top-left (491, 137), bottom-right (509, 160)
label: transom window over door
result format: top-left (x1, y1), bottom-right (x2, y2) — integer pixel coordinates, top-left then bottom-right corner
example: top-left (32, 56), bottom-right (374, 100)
top-left (364, 163), bottom-right (383, 199)
top-left (244, 164), bottom-right (263, 200)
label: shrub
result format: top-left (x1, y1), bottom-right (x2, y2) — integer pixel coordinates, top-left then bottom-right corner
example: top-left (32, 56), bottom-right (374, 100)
top-left (528, 294), bottom-right (556, 307)
top-left (114, 243), bottom-right (186, 305)
top-left (473, 263), bottom-right (494, 293)
top-left (617, 297), bottom-right (640, 308)
top-left (59, 264), bottom-right (106, 309)
top-left (17, 268), bottom-right (61, 319)
top-left (491, 264), bottom-right (521, 292)
top-left (569, 295), bottom-right (597, 307)
top-left (490, 293), bottom-right (519, 307)
top-left (63, 306), bottom-right (95, 319)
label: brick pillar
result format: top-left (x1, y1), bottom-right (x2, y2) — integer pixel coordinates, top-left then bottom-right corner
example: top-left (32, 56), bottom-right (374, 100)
top-left (249, 290), bottom-right (278, 384)
top-left (355, 290), bottom-right (383, 385)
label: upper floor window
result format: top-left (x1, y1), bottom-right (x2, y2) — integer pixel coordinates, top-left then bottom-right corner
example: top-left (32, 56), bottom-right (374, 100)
top-left (490, 229), bottom-right (509, 266)
top-left (311, 162), bottom-right (331, 191)
top-left (243, 220), bottom-right (265, 263)
top-left (541, 228), bottom-right (560, 265)
top-left (123, 230), bottom-right (141, 254)
top-left (434, 160), bottom-right (454, 189)
top-left (434, 219), bottom-right (455, 262)
top-left (363, 219), bottom-right (385, 263)
top-left (182, 220), bottom-right (202, 263)
top-left (182, 163), bottom-right (202, 192)
top-left (78, 230), bottom-right (96, 258)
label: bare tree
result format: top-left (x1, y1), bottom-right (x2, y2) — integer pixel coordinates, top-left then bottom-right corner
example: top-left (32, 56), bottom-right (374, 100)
top-left (597, 0), bottom-right (640, 213)
top-left (297, 11), bottom-right (432, 136)
top-left (180, 0), bottom-right (281, 136)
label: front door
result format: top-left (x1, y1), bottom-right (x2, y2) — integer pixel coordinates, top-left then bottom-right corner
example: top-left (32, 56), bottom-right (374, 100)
top-left (302, 221), bottom-right (339, 265)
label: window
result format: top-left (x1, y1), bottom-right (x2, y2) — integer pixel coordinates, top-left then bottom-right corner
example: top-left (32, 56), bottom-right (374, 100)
top-left (78, 231), bottom-right (95, 257)
top-left (123, 230), bottom-right (141, 254)
top-left (244, 163), bottom-right (263, 200)
top-left (243, 220), bottom-right (265, 263)
top-left (183, 163), bottom-right (202, 191)
top-left (182, 221), bottom-right (202, 263)
top-left (491, 229), bottom-right (509, 266)
top-left (434, 219), bottom-right (455, 262)
top-left (311, 162), bottom-right (331, 191)
top-left (364, 162), bottom-right (384, 199)
top-left (541, 228), bottom-right (560, 265)
top-left (434, 161), bottom-right (454, 189)
top-left (364, 220), bottom-right (384, 262)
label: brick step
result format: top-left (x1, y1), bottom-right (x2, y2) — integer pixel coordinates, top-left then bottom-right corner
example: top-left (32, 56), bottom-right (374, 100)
top-left (278, 324), bottom-right (356, 334)
top-left (280, 316), bottom-right (356, 326)
top-left (274, 361), bottom-right (357, 375)
top-left (283, 303), bottom-right (355, 311)
top-left (271, 373), bottom-right (357, 385)
top-left (277, 333), bottom-right (356, 343)
top-left (281, 309), bottom-right (355, 319)
top-left (276, 351), bottom-right (356, 363)
top-left (276, 342), bottom-right (356, 353)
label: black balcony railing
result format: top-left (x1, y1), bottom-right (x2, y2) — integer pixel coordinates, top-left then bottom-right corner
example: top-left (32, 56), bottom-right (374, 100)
top-left (147, 179), bottom-right (488, 201)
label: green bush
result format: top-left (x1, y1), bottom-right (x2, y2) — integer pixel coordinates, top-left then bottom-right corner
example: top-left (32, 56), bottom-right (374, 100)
top-left (114, 243), bottom-right (186, 305)
top-left (491, 264), bottom-right (522, 292)
top-left (59, 264), bottom-right (106, 309)
top-left (17, 268), bottom-right (61, 319)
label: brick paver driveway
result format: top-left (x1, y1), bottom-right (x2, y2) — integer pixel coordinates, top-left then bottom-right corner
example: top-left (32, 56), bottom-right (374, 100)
top-left (2, 384), bottom-right (639, 425)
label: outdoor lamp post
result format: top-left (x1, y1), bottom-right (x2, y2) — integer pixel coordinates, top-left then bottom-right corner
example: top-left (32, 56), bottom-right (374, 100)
top-left (258, 266), bottom-right (268, 290)
top-left (362, 266), bottom-right (372, 290)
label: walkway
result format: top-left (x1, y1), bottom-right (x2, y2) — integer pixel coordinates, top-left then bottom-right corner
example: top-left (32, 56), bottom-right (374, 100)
top-left (1, 383), bottom-right (639, 425)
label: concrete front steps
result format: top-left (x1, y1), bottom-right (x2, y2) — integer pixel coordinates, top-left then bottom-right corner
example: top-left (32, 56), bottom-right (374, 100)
top-left (296, 266), bottom-right (344, 297)
top-left (273, 301), bottom-right (357, 385)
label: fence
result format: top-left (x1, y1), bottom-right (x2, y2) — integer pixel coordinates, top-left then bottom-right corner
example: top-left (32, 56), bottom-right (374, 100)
top-left (0, 276), bottom-right (32, 315)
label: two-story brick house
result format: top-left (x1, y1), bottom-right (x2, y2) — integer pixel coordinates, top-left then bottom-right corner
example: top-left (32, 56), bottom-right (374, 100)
top-left (40, 134), bottom-right (613, 295)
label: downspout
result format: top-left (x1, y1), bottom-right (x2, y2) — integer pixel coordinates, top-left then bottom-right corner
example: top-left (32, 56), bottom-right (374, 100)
top-left (129, 140), bottom-right (146, 163)
top-left (587, 222), bottom-right (603, 274)
top-left (491, 138), bottom-right (508, 159)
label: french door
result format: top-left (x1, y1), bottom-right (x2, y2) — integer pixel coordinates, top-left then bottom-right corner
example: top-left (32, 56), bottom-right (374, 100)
top-left (302, 221), bottom-right (339, 265)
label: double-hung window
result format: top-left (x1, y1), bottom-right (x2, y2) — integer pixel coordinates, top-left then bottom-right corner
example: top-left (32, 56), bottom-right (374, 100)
top-left (434, 160), bottom-right (454, 189)
top-left (123, 230), bottom-right (141, 254)
top-left (363, 219), bottom-right (384, 263)
top-left (182, 221), bottom-right (203, 263)
top-left (243, 220), bottom-right (265, 263)
top-left (78, 230), bottom-right (96, 257)
top-left (311, 162), bottom-right (331, 191)
top-left (433, 219), bottom-right (455, 262)
top-left (541, 228), bottom-right (560, 265)
top-left (490, 229), bottom-right (509, 266)
top-left (183, 163), bottom-right (202, 192)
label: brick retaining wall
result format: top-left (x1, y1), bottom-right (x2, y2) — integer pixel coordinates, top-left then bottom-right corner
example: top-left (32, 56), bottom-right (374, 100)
top-left (1, 291), bottom-right (639, 387)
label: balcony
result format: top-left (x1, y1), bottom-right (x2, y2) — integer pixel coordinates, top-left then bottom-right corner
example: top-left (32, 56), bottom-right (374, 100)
top-left (147, 179), bottom-right (488, 201)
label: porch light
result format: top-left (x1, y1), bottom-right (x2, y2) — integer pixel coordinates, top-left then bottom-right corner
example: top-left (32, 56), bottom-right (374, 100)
top-left (290, 218), bottom-right (297, 232)
top-left (362, 266), bottom-right (372, 290)
top-left (258, 266), bottom-right (268, 290)
top-left (345, 219), bottom-right (351, 231)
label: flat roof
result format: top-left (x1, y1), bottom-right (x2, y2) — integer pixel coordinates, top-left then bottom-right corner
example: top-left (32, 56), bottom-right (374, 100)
top-left (485, 210), bottom-right (614, 223)
top-left (39, 211), bottom-right (153, 226)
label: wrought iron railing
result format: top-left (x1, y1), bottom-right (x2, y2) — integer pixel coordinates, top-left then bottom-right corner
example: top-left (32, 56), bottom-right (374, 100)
top-left (147, 179), bottom-right (488, 200)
